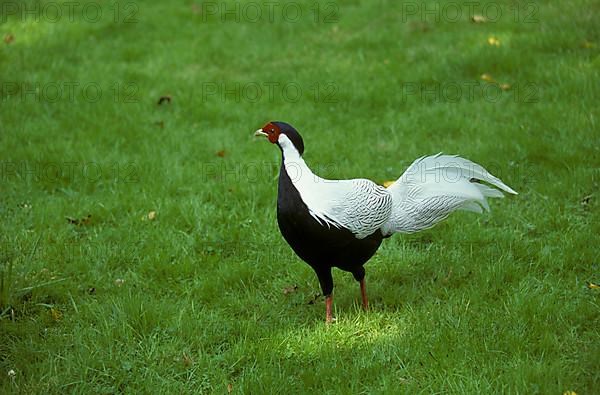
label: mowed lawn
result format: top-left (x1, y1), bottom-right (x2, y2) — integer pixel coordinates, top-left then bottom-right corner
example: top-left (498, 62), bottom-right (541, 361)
top-left (1, 0), bottom-right (599, 393)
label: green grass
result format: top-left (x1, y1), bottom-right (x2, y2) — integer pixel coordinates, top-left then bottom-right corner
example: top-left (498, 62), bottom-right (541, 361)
top-left (1, 0), bottom-right (599, 393)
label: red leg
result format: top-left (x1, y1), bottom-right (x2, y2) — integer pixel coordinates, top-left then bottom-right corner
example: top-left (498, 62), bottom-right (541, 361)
top-left (360, 278), bottom-right (369, 310)
top-left (325, 295), bottom-right (334, 324)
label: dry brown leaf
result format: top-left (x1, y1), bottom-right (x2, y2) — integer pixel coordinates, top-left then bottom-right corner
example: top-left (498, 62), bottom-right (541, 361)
top-left (4, 34), bottom-right (14, 44)
top-left (581, 194), bottom-right (592, 205)
top-left (283, 285), bottom-right (298, 295)
top-left (147, 211), bottom-right (157, 220)
top-left (587, 282), bottom-right (600, 289)
top-left (67, 214), bottom-right (92, 226)
top-left (182, 352), bottom-right (193, 367)
top-left (307, 293), bottom-right (321, 305)
top-left (442, 268), bottom-right (453, 283)
top-left (216, 150), bottom-right (226, 158)
top-left (581, 41), bottom-right (595, 48)
top-left (157, 95), bottom-right (172, 105)
top-left (487, 36), bottom-right (500, 46)
top-left (227, 383), bottom-right (233, 393)
top-left (471, 15), bottom-right (486, 23)
top-left (480, 73), bottom-right (495, 83)
top-left (50, 308), bottom-right (62, 321)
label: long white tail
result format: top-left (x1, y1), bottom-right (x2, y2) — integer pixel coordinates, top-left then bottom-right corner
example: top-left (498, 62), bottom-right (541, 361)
top-left (380, 154), bottom-right (517, 235)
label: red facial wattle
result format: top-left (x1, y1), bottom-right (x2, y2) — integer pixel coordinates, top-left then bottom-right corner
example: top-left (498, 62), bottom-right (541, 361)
top-left (262, 122), bottom-right (281, 143)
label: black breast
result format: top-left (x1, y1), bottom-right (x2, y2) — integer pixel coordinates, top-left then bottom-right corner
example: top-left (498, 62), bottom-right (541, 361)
top-left (276, 163), bottom-right (383, 275)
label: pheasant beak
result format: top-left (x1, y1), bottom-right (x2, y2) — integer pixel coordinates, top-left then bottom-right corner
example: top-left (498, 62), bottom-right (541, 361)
top-left (254, 129), bottom-right (268, 138)
top-left (255, 122), bottom-right (281, 143)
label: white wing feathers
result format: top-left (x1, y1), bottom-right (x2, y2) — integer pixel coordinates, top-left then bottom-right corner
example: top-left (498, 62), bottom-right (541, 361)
top-left (280, 134), bottom-right (392, 239)
top-left (279, 135), bottom-right (516, 239)
top-left (294, 176), bottom-right (393, 239)
top-left (380, 153), bottom-right (517, 235)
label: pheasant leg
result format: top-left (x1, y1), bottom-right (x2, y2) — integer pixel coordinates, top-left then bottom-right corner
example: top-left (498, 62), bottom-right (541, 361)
top-left (325, 295), bottom-right (334, 324)
top-left (360, 278), bottom-right (369, 310)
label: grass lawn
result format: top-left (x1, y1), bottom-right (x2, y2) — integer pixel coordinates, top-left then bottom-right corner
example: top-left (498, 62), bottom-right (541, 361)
top-left (1, 0), bottom-right (599, 393)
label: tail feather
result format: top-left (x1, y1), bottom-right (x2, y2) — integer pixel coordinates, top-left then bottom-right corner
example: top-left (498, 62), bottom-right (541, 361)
top-left (459, 201), bottom-right (485, 214)
top-left (403, 153), bottom-right (518, 195)
top-left (381, 153), bottom-right (517, 235)
top-left (474, 182), bottom-right (506, 199)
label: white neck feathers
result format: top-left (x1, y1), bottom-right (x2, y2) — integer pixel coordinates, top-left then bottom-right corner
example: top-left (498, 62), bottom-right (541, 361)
top-left (278, 134), bottom-right (344, 229)
top-left (279, 134), bottom-right (315, 181)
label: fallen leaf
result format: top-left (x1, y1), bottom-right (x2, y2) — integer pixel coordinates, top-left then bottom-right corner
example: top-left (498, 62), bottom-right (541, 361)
top-left (157, 95), bottom-right (172, 105)
top-left (499, 83), bottom-right (511, 91)
top-left (4, 34), bottom-right (14, 44)
top-left (581, 194), bottom-right (592, 205)
top-left (480, 73), bottom-right (495, 83)
top-left (182, 352), bottom-right (193, 367)
top-left (283, 285), bottom-right (298, 295)
top-left (471, 15), bottom-right (486, 23)
top-left (227, 383), bottom-right (233, 393)
top-left (581, 41), bottom-right (595, 48)
top-left (307, 293), bottom-right (321, 304)
top-left (88, 287), bottom-right (96, 295)
top-left (50, 308), bottom-right (62, 321)
top-left (587, 282), bottom-right (599, 289)
top-left (216, 150), bottom-right (226, 158)
top-left (66, 214), bottom-right (92, 226)
top-left (563, 391), bottom-right (577, 395)
top-left (147, 211), bottom-right (157, 220)
top-left (115, 278), bottom-right (125, 287)
top-left (487, 36), bottom-right (500, 46)
top-left (383, 180), bottom-right (395, 188)
top-left (408, 21), bottom-right (431, 33)
top-left (443, 268), bottom-right (453, 283)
